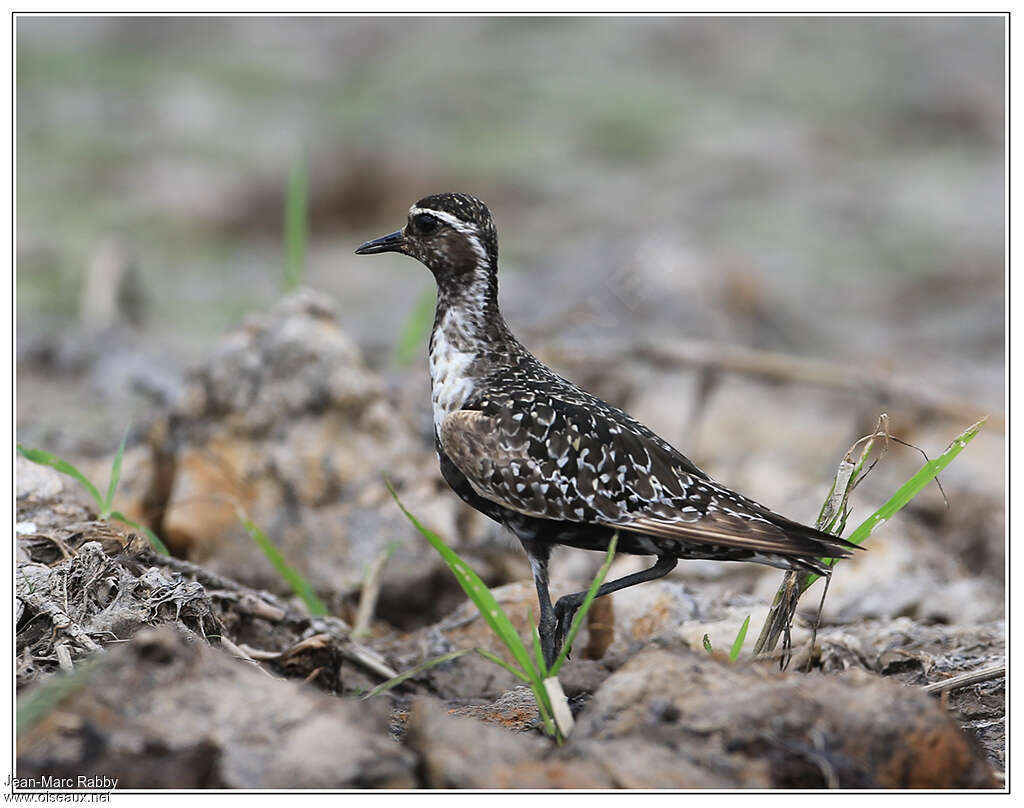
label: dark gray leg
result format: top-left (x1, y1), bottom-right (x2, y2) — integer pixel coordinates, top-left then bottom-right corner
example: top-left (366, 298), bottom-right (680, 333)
top-left (552, 555), bottom-right (678, 661)
top-left (519, 538), bottom-right (556, 668)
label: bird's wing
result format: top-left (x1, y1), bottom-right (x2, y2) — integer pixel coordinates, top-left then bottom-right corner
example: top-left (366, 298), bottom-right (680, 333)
top-left (440, 403), bottom-right (856, 561)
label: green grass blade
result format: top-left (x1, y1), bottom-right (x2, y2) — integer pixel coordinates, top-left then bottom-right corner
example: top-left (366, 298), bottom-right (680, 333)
top-left (474, 648), bottom-right (529, 682)
top-left (729, 615), bottom-right (750, 662)
top-left (236, 509), bottom-right (327, 616)
top-left (18, 656), bottom-right (106, 737)
top-left (283, 151), bottom-right (308, 291)
top-left (548, 532), bottom-right (618, 677)
top-left (18, 445), bottom-right (104, 511)
top-left (386, 481), bottom-right (538, 681)
top-left (108, 511), bottom-right (170, 556)
top-left (103, 426), bottom-right (130, 517)
top-left (393, 286), bottom-right (436, 366)
top-left (139, 526), bottom-right (170, 557)
top-left (845, 418), bottom-right (985, 546)
top-left (530, 615), bottom-right (549, 678)
top-left (804, 417), bottom-right (986, 586)
top-left (522, 674), bottom-right (558, 739)
top-left (362, 649), bottom-right (472, 700)
top-left (533, 687), bottom-right (559, 740)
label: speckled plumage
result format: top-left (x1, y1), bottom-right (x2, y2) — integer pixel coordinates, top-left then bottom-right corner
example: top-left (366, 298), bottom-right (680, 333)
top-left (356, 192), bottom-right (859, 665)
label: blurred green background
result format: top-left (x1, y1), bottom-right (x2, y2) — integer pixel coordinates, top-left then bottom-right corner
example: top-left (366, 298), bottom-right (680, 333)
top-left (16, 16), bottom-right (1004, 454)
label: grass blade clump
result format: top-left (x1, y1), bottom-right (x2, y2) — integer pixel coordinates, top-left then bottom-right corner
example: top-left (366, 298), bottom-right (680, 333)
top-left (385, 483), bottom-right (535, 676)
top-left (103, 428), bottom-right (129, 517)
top-left (108, 511), bottom-right (170, 556)
top-left (283, 151), bottom-right (308, 291)
top-left (385, 479), bottom-right (616, 742)
top-left (701, 614), bottom-right (750, 662)
top-left (17, 446), bottom-right (104, 513)
top-left (807, 417), bottom-right (986, 583)
top-left (394, 286), bottom-right (436, 366)
top-left (18, 433), bottom-right (169, 555)
top-left (236, 508), bottom-right (327, 616)
top-left (729, 615), bottom-right (751, 662)
top-left (362, 649), bottom-right (472, 700)
top-left (754, 417), bottom-right (986, 659)
top-left (530, 618), bottom-right (549, 678)
top-left (17, 656), bottom-right (107, 738)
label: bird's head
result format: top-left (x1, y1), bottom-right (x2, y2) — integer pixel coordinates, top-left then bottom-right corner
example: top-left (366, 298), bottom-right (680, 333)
top-left (355, 193), bottom-right (498, 281)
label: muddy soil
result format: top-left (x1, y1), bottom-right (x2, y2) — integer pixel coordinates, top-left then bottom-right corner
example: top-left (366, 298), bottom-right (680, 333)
top-left (15, 290), bottom-right (1004, 789)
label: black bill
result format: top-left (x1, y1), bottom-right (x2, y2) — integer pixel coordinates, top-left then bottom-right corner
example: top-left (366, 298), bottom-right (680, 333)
top-left (354, 230), bottom-right (405, 255)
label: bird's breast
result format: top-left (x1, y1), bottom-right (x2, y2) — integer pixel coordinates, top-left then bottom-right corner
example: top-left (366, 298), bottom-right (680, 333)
top-left (428, 320), bottom-right (479, 434)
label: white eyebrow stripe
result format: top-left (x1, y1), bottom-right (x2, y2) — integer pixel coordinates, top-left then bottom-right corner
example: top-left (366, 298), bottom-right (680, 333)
top-left (409, 206), bottom-right (471, 231)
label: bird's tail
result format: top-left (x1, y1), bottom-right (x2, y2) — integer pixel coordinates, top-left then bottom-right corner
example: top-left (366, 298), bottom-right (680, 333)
top-left (765, 513), bottom-right (863, 574)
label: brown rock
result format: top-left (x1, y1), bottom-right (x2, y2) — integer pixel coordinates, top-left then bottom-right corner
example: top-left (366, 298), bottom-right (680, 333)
top-left (403, 697), bottom-right (548, 788)
top-left (449, 686), bottom-right (541, 732)
top-left (100, 288), bottom-right (477, 612)
top-left (572, 737), bottom-right (757, 788)
top-left (574, 647), bottom-right (997, 789)
top-left (16, 455), bottom-right (95, 530)
top-left (404, 697), bottom-right (614, 788)
top-left (17, 627), bottom-right (416, 788)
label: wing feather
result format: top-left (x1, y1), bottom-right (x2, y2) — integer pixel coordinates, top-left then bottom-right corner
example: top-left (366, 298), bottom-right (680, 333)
top-left (440, 403), bottom-right (857, 562)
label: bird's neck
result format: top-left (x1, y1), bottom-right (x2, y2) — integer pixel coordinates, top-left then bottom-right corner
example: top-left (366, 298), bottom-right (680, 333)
top-left (427, 261), bottom-right (517, 432)
top-left (430, 261), bottom-right (512, 357)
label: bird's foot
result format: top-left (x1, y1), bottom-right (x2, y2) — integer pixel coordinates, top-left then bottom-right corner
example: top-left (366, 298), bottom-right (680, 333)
top-left (550, 597), bottom-right (582, 666)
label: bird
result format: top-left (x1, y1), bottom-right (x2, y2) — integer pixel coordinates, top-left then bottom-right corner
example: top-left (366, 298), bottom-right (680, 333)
top-left (355, 192), bottom-right (859, 667)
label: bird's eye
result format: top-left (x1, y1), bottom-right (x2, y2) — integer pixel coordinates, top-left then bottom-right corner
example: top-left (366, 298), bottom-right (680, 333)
top-left (412, 213), bottom-right (441, 235)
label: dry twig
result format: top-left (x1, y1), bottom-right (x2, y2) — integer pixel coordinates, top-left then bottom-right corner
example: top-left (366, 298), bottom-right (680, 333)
top-left (922, 665), bottom-right (1005, 694)
top-left (547, 338), bottom-right (999, 431)
top-left (353, 544), bottom-right (395, 638)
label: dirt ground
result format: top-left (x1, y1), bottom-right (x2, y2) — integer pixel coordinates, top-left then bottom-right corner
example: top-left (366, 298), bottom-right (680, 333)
top-left (15, 17), bottom-right (1005, 791)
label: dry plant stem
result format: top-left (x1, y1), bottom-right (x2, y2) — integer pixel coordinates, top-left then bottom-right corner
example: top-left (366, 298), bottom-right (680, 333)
top-left (142, 551), bottom-right (288, 620)
top-left (218, 634), bottom-right (255, 660)
top-left (236, 643), bottom-right (282, 661)
top-left (240, 635), bottom-right (397, 681)
top-left (753, 423), bottom-right (886, 660)
top-left (546, 339), bottom-right (1000, 432)
top-left (353, 546), bottom-right (392, 638)
top-left (55, 644), bottom-right (73, 672)
top-left (32, 534), bottom-right (76, 561)
top-left (275, 634), bottom-right (336, 660)
top-left (217, 636), bottom-right (279, 679)
top-left (340, 643), bottom-right (397, 680)
top-left (640, 339), bottom-right (997, 430)
top-left (137, 544), bottom-right (398, 678)
top-left (752, 571), bottom-right (801, 662)
top-left (17, 589), bottom-right (103, 654)
top-left (817, 453), bottom-right (859, 533)
top-left (205, 590), bottom-right (286, 622)
top-left (921, 665), bottom-right (1005, 694)
top-left (543, 676), bottom-right (575, 738)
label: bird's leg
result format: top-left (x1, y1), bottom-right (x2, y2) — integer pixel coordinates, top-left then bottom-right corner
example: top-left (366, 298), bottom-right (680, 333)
top-left (552, 555), bottom-right (678, 661)
top-left (519, 538), bottom-right (556, 668)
